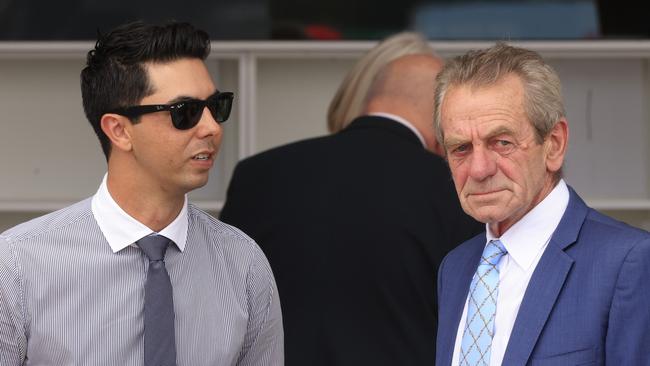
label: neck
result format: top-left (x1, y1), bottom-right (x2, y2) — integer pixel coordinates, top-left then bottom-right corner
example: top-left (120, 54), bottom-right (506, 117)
top-left (365, 100), bottom-right (440, 154)
top-left (106, 164), bottom-right (184, 232)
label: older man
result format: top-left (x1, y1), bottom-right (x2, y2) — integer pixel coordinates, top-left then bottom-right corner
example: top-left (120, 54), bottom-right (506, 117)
top-left (434, 43), bottom-right (650, 366)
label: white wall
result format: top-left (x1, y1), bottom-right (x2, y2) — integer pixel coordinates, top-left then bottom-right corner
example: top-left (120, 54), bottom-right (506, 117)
top-left (1, 41), bottom-right (649, 231)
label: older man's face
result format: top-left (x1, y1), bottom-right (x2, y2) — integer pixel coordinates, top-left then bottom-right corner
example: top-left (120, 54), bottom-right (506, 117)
top-left (440, 74), bottom-right (564, 236)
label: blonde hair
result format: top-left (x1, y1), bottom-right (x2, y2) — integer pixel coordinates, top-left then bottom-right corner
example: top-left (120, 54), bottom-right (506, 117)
top-left (327, 32), bottom-right (436, 133)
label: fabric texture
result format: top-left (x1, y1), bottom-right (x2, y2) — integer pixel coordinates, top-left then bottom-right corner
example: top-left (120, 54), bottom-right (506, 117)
top-left (0, 199), bottom-right (284, 366)
top-left (221, 116), bottom-right (483, 366)
top-left (459, 240), bottom-right (507, 366)
top-left (451, 181), bottom-right (569, 366)
top-left (138, 235), bottom-right (176, 366)
top-left (436, 187), bottom-right (650, 366)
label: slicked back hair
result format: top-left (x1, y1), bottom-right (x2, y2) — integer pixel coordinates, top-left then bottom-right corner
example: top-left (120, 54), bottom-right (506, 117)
top-left (80, 21), bottom-right (211, 160)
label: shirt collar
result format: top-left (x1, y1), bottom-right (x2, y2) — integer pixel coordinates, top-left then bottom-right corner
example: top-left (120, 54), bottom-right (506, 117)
top-left (486, 179), bottom-right (570, 270)
top-left (91, 174), bottom-right (188, 253)
top-left (367, 112), bottom-right (426, 148)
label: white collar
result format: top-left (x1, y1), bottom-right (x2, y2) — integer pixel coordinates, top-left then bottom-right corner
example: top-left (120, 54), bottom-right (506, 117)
top-left (91, 174), bottom-right (188, 253)
top-left (486, 179), bottom-right (570, 270)
top-left (367, 112), bottom-right (426, 148)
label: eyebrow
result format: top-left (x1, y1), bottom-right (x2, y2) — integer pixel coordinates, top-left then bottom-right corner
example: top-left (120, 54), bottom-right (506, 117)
top-left (443, 126), bottom-right (517, 147)
top-left (484, 126), bottom-right (516, 139)
top-left (443, 136), bottom-right (468, 148)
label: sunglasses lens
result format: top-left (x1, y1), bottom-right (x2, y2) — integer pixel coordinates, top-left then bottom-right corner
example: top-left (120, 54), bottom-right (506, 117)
top-left (209, 93), bottom-right (233, 122)
top-left (171, 100), bottom-right (203, 130)
top-left (169, 92), bottom-right (233, 129)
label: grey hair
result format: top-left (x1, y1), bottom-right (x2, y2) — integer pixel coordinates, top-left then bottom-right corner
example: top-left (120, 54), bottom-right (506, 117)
top-left (433, 42), bottom-right (565, 145)
top-left (327, 32), bottom-right (436, 133)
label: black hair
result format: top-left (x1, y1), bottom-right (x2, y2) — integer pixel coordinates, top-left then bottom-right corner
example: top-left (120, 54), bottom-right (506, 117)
top-left (80, 21), bottom-right (211, 160)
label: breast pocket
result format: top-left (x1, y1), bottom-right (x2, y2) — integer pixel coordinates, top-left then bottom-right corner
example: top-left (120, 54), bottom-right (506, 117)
top-left (529, 347), bottom-right (595, 366)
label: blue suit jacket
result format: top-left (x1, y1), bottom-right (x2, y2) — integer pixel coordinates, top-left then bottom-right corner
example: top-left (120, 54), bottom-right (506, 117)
top-left (436, 187), bottom-right (650, 365)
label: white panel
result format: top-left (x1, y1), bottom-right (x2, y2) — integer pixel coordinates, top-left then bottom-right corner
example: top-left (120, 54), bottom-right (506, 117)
top-left (1, 43), bottom-right (650, 231)
top-left (552, 59), bottom-right (650, 201)
top-left (255, 58), bottom-right (355, 152)
top-left (0, 59), bottom-right (105, 202)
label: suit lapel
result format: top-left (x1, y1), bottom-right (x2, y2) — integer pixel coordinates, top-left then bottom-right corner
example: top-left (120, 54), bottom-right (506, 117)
top-left (501, 187), bottom-right (589, 365)
top-left (439, 235), bottom-right (484, 366)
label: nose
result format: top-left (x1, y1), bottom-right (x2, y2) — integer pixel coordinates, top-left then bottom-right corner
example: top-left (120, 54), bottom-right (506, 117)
top-left (195, 106), bottom-right (221, 138)
top-left (468, 145), bottom-right (497, 181)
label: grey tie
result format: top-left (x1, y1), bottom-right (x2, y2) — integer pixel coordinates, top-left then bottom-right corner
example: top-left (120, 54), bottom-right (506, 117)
top-left (138, 235), bottom-right (177, 366)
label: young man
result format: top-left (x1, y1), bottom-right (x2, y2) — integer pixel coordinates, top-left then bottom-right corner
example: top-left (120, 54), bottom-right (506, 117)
top-left (0, 21), bottom-right (283, 366)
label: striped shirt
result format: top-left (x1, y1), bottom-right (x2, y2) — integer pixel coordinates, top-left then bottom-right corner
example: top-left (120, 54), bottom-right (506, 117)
top-left (0, 194), bottom-right (283, 365)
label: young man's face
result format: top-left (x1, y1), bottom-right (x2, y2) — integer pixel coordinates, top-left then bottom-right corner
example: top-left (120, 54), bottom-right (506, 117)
top-left (126, 58), bottom-right (223, 197)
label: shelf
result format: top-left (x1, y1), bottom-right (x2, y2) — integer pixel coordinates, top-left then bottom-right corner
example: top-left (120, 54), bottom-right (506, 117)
top-left (1, 40), bottom-right (649, 234)
top-left (2, 197), bottom-right (649, 213)
top-left (586, 200), bottom-right (650, 211)
top-left (4, 40), bottom-right (650, 60)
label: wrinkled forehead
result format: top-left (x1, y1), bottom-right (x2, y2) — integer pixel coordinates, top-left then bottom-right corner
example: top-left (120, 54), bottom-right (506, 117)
top-left (440, 76), bottom-right (535, 140)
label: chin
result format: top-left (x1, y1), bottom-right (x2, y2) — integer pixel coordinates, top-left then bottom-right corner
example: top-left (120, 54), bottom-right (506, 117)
top-left (182, 176), bottom-right (210, 193)
top-left (466, 206), bottom-right (506, 225)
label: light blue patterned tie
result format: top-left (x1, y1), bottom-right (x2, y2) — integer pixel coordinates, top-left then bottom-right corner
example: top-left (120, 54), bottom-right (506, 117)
top-left (459, 239), bottom-right (508, 366)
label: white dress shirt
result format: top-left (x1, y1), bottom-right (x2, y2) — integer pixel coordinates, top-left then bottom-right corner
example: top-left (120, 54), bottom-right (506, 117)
top-left (451, 180), bottom-right (570, 366)
top-left (0, 173), bottom-right (284, 365)
top-left (368, 112), bottom-right (427, 147)
top-left (91, 173), bottom-right (188, 253)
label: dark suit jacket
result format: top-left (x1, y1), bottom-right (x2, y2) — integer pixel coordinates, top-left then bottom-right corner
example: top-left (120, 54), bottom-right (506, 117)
top-left (221, 116), bottom-right (483, 366)
top-left (436, 187), bottom-right (650, 366)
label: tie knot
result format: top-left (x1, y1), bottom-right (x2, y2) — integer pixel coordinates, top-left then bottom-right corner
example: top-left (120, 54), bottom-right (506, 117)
top-left (138, 235), bottom-right (172, 262)
top-left (480, 239), bottom-right (507, 267)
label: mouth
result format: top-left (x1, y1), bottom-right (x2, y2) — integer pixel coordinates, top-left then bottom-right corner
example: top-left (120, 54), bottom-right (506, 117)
top-left (469, 188), bottom-right (505, 197)
top-left (192, 152), bottom-right (213, 161)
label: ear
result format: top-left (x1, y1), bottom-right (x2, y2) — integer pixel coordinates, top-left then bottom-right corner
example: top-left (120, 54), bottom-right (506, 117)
top-left (544, 119), bottom-right (568, 173)
top-left (100, 113), bottom-right (133, 153)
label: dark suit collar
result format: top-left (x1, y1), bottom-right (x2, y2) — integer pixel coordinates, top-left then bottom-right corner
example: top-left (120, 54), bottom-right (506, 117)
top-left (343, 115), bottom-right (425, 148)
top-left (501, 186), bottom-right (587, 365)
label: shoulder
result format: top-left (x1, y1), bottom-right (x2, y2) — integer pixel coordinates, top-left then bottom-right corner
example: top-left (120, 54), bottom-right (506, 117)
top-left (581, 208), bottom-right (650, 250)
top-left (237, 135), bottom-right (331, 169)
top-left (555, 202), bottom-right (650, 288)
top-left (1, 198), bottom-right (93, 245)
top-left (0, 199), bottom-right (95, 289)
top-left (188, 204), bottom-right (270, 264)
top-left (570, 209), bottom-right (650, 277)
top-left (441, 233), bottom-right (485, 267)
top-left (188, 205), bottom-right (278, 299)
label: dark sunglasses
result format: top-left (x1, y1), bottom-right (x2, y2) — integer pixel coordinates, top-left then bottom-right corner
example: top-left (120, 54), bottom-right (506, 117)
top-left (109, 90), bottom-right (234, 130)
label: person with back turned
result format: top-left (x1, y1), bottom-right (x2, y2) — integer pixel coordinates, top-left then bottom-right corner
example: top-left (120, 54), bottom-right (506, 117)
top-left (220, 33), bottom-right (482, 366)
